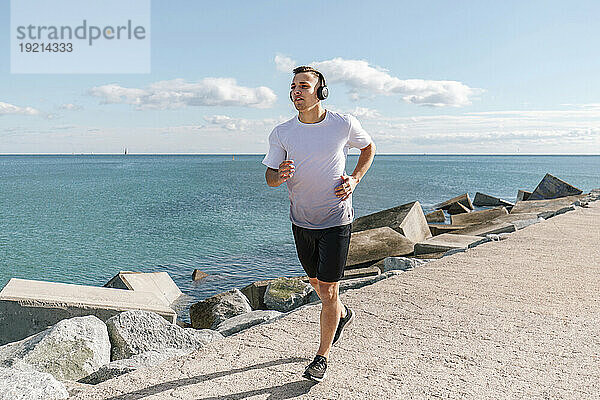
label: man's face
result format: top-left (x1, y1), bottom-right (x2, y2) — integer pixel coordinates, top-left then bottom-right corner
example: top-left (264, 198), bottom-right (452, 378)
top-left (290, 72), bottom-right (320, 111)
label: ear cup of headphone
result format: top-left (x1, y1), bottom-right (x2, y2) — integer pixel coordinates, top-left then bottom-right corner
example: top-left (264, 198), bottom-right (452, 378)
top-left (317, 85), bottom-right (329, 100)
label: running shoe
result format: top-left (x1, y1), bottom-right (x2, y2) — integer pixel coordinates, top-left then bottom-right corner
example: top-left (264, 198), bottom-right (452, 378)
top-left (303, 355), bottom-right (327, 382)
top-left (332, 305), bottom-right (355, 346)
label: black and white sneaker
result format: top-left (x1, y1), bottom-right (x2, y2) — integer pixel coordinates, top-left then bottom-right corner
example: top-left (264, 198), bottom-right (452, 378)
top-left (332, 305), bottom-right (355, 346)
top-left (303, 355), bottom-right (327, 382)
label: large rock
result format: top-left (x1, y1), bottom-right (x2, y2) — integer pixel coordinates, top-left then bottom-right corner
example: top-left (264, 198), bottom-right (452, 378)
top-left (0, 278), bottom-right (176, 346)
top-left (473, 192), bottom-right (515, 208)
top-left (435, 193), bottom-right (473, 211)
top-left (263, 277), bottom-right (312, 312)
top-left (346, 227), bottom-right (415, 267)
top-left (529, 173), bottom-right (582, 200)
top-left (0, 364), bottom-right (69, 400)
top-left (414, 233), bottom-right (489, 256)
top-left (510, 195), bottom-right (584, 217)
top-left (216, 310), bottom-right (282, 337)
top-left (450, 206), bottom-right (509, 226)
top-left (352, 201), bottom-right (431, 243)
top-left (107, 310), bottom-right (222, 361)
top-left (517, 190), bottom-right (532, 202)
top-left (241, 280), bottom-right (271, 310)
top-left (425, 210), bottom-right (445, 223)
top-left (79, 349), bottom-right (192, 384)
top-left (190, 289), bottom-right (252, 330)
top-left (0, 315), bottom-right (110, 381)
top-left (383, 257), bottom-right (432, 272)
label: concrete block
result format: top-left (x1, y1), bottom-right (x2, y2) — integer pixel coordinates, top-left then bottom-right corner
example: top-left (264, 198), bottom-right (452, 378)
top-left (510, 195), bottom-right (584, 217)
top-left (517, 190), bottom-right (532, 202)
top-left (425, 210), bottom-right (445, 223)
top-left (454, 221), bottom-right (516, 237)
top-left (451, 206), bottom-right (509, 226)
top-left (428, 224), bottom-right (465, 236)
top-left (473, 192), bottom-right (515, 208)
top-left (192, 270), bottom-right (208, 281)
top-left (435, 193), bottom-right (473, 211)
top-left (104, 271), bottom-right (182, 305)
top-left (446, 202), bottom-right (472, 215)
top-left (414, 233), bottom-right (489, 256)
top-left (529, 173), bottom-right (583, 200)
top-left (352, 201), bottom-right (431, 243)
top-left (346, 227), bottom-right (415, 267)
top-left (343, 265), bottom-right (381, 280)
top-left (240, 280), bottom-right (271, 310)
top-left (0, 278), bottom-right (176, 346)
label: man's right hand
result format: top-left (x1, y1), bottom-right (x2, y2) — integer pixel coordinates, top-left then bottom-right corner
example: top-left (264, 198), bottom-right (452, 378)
top-left (278, 160), bottom-right (295, 181)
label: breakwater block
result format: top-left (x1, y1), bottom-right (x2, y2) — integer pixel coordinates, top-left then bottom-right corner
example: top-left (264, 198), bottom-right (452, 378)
top-left (451, 206), bottom-right (509, 226)
top-left (241, 280), bottom-right (271, 310)
top-left (0, 278), bottom-right (177, 346)
top-left (454, 221), bottom-right (516, 237)
top-left (414, 233), bottom-right (488, 255)
top-left (435, 193), bottom-right (474, 211)
top-left (104, 271), bottom-right (182, 305)
top-left (347, 227), bottom-right (415, 266)
top-left (446, 202), bottom-right (471, 215)
top-left (343, 265), bottom-right (381, 279)
top-left (473, 192), bottom-right (515, 208)
top-left (510, 195), bottom-right (584, 218)
top-left (517, 190), bottom-right (532, 201)
top-left (425, 210), bottom-right (445, 223)
top-left (192, 270), bottom-right (208, 281)
top-left (529, 173), bottom-right (583, 200)
top-left (428, 224), bottom-right (464, 236)
top-left (352, 201), bottom-right (431, 243)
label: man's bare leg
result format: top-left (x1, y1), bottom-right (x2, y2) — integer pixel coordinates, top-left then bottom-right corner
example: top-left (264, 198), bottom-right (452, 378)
top-left (315, 280), bottom-right (346, 358)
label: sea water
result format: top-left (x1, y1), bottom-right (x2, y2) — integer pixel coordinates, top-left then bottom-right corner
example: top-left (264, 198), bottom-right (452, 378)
top-left (1, 155), bottom-right (598, 320)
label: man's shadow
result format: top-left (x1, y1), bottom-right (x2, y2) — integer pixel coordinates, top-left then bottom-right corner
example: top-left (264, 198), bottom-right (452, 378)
top-left (104, 357), bottom-right (316, 400)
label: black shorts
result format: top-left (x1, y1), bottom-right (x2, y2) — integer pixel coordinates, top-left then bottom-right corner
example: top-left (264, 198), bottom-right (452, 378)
top-left (291, 223), bottom-right (352, 283)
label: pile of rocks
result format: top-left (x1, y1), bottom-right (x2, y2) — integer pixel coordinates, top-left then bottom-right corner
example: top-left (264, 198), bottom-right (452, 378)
top-left (0, 310), bottom-right (222, 399)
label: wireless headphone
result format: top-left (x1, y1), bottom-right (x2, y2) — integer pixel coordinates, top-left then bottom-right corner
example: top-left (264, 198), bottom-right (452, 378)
top-left (290, 70), bottom-right (329, 102)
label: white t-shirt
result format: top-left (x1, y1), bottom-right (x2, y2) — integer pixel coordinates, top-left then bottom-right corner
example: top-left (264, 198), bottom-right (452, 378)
top-left (262, 110), bottom-right (373, 229)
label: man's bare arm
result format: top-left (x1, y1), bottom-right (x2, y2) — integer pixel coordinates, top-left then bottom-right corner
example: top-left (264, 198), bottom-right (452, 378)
top-left (335, 142), bottom-right (376, 200)
top-left (350, 142), bottom-right (376, 182)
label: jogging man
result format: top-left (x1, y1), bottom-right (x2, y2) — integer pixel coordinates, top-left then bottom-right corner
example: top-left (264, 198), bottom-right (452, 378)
top-left (262, 66), bottom-right (376, 382)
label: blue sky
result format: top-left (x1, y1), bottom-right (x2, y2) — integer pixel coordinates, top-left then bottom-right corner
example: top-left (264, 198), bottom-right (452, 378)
top-left (1, 0), bottom-right (599, 154)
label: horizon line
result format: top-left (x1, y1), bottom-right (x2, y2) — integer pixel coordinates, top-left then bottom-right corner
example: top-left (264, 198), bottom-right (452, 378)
top-left (0, 153), bottom-right (599, 156)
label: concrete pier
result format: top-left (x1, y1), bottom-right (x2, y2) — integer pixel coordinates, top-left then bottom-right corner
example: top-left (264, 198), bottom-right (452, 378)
top-left (0, 279), bottom-right (176, 345)
top-left (71, 201), bottom-right (600, 399)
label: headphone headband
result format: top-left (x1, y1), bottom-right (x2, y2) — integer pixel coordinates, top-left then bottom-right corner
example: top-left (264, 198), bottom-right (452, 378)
top-left (289, 68), bottom-right (329, 102)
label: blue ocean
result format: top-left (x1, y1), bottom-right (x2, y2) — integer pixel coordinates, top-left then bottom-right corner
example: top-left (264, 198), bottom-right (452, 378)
top-left (1, 155), bottom-right (598, 321)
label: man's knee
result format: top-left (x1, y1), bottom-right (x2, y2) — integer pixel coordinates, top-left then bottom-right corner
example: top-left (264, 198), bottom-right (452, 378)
top-left (317, 281), bottom-right (339, 303)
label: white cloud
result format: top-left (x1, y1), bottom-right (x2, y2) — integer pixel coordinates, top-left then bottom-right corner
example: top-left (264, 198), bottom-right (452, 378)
top-left (89, 78), bottom-right (277, 110)
top-left (0, 102), bottom-right (40, 116)
top-left (327, 105), bottom-right (381, 119)
top-left (274, 54), bottom-right (296, 73)
top-left (203, 115), bottom-right (288, 132)
top-left (279, 57), bottom-right (481, 107)
top-left (59, 103), bottom-right (83, 110)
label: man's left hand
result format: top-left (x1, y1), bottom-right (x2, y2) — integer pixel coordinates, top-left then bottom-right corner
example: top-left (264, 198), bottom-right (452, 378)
top-left (335, 174), bottom-right (359, 200)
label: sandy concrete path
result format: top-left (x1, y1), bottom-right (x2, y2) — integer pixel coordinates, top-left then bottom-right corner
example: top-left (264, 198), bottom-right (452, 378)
top-left (71, 201), bottom-right (600, 399)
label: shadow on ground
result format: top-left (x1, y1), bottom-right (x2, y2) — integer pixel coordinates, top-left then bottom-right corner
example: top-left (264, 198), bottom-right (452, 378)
top-left (104, 357), bottom-right (315, 400)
